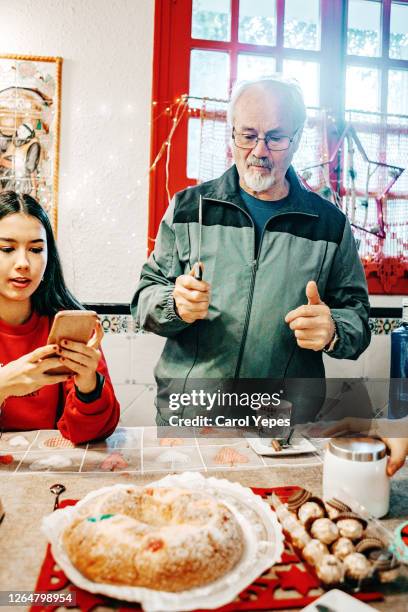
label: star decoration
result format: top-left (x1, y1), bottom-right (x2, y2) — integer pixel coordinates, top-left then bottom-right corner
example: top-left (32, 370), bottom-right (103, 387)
top-left (300, 123), bottom-right (405, 239)
top-left (159, 437), bottom-right (183, 446)
top-left (276, 565), bottom-right (320, 596)
top-left (214, 446), bottom-right (249, 466)
top-left (238, 575), bottom-right (280, 602)
top-left (67, 585), bottom-right (106, 611)
top-left (100, 452), bottom-right (128, 471)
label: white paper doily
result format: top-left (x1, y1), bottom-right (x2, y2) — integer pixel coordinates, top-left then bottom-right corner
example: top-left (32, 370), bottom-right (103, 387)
top-left (42, 471), bottom-right (284, 612)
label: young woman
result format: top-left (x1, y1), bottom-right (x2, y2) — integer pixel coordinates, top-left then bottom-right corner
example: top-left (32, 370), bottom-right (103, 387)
top-left (0, 191), bottom-right (120, 443)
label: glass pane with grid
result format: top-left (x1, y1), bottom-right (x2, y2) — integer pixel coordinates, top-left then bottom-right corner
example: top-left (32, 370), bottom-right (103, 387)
top-left (187, 118), bottom-right (201, 179)
top-left (237, 54), bottom-right (276, 82)
top-left (238, 0), bottom-right (277, 46)
top-left (191, 0), bottom-right (231, 42)
top-left (282, 59), bottom-right (320, 107)
top-left (345, 66), bottom-right (381, 112)
top-left (189, 49), bottom-right (229, 109)
top-left (284, 0), bottom-right (321, 51)
top-left (388, 69), bottom-right (408, 115)
top-left (347, 0), bottom-right (382, 57)
top-left (390, 2), bottom-right (408, 60)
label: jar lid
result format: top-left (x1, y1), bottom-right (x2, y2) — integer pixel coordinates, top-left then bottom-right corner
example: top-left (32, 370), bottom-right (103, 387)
top-left (328, 437), bottom-right (386, 462)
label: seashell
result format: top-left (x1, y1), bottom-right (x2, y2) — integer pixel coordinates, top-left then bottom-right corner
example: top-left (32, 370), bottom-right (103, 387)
top-left (214, 447), bottom-right (249, 465)
top-left (325, 498), bottom-right (352, 513)
top-left (355, 537), bottom-right (384, 555)
top-left (9, 435), bottom-right (29, 447)
top-left (324, 497), bottom-right (351, 519)
top-left (368, 549), bottom-right (400, 572)
top-left (43, 436), bottom-right (75, 449)
top-left (377, 567), bottom-right (400, 583)
top-left (287, 488), bottom-right (311, 512)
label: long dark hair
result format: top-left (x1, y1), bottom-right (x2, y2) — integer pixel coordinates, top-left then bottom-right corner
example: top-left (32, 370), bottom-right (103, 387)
top-left (0, 191), bottom-right (83, 316)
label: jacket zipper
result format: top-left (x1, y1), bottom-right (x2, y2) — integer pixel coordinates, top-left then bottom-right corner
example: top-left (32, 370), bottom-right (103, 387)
top-left (234, 259), bottom-right (257, 378)
top-left (203, 197), bottom-right (318, 378)
top-left (203, 197), bottom-right (257, 378)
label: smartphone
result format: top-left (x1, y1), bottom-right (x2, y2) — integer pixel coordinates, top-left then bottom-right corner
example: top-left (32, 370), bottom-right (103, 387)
top-left (45, 310), bottom-right (98, 375)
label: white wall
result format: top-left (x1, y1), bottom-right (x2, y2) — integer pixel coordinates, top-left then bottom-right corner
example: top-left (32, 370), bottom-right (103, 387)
top-left (1, 0), bottom-right (155, 303)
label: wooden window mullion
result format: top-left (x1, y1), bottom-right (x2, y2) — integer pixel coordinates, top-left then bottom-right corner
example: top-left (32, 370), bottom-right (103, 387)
top-left (275, 0), bottom-right (285, 70)
top-left (230, 0), bottom-right (239, 90)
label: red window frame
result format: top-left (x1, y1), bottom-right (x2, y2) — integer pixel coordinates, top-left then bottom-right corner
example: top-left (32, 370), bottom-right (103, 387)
top-left (149, 0), bottom-right (408, 278)
top-left (149, 0), bottom-right (348, 250)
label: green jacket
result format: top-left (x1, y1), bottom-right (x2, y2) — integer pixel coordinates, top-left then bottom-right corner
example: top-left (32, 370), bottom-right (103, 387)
top-left (132, 166), bottom-right (370, 417)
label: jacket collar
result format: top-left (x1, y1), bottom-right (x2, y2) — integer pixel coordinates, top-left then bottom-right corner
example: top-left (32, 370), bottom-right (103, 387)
top-left (201, 164), bottom-right (320, 218)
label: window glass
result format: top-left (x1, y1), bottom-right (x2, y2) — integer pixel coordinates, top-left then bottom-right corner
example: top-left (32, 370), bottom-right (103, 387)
top-left (388, 69), bottom-right (408, 115)
top-left (238, 0), bottom-right (277, 46)
top-left (345, 66), bottom-right (380, 112)
top-left (237, 54), bottom-right (276, 82)
top-left (191, 0), bottom-right (231, 42)
top-left (390, 2), bottom-right (408, 60)
top-left (284, 0), bottom-right (320, 51)
top-left (282, 59), bottom-right (320, 107)
top-left (187, 109), bottom-right (229, 181)
top-left (189, 50), bottom-right (229, 108)
top-left (347, 0), bottom-right (381, 57)
top-left (187, 118), bottom-right (200, 179)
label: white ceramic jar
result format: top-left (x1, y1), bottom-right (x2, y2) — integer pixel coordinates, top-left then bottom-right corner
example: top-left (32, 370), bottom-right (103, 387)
top-left (323, 437), bottom-right (390, 518)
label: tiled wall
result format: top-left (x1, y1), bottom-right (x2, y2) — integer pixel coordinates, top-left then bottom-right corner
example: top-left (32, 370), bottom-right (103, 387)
top-left (100, 315), bottom-right (402, 339)
top-left (100, 315), bottom-right (401, 426)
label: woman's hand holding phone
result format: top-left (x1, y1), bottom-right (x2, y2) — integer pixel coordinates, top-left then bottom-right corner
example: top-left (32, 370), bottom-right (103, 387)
top-left (56, 320), bottom-right (104, 393)
top-left (0, 345), bottom-right (70, 403)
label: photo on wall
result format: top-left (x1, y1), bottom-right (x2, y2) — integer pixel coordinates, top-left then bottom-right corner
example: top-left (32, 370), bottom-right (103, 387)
top-left (0, 54), bottom-right (62, 233)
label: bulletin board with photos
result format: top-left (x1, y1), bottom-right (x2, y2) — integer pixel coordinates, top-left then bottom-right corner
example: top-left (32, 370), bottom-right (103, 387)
top-left (0, 54), bottom-right (62, 233)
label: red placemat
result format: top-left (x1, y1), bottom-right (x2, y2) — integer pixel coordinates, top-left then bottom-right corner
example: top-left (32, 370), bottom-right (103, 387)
top-left (30, 486), bottom-right (383, 612)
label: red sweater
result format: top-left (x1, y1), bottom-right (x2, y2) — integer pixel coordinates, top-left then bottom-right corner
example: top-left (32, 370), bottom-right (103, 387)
top-left (0, 312), bottom-right (120, 443)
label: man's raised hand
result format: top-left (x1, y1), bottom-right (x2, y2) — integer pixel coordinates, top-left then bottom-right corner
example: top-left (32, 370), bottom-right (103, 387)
top-left (285, 281), bottom-right (335, 351)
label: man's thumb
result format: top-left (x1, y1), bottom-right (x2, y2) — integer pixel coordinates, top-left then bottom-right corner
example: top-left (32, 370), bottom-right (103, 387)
top-left (189, 262), bottom-right (204, 278)
top-left (306, 280), bottom-right (322, 305)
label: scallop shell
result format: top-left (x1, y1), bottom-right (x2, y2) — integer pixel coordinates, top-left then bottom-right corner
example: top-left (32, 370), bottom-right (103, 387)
top-left (287, 488), bottom-right (311, 512)
top-left (368, 549), bottom-right (400, 571)
top-left (325, 498), bottom-right (352, 513)
top-left (355, 537), bottom-right (384, 555)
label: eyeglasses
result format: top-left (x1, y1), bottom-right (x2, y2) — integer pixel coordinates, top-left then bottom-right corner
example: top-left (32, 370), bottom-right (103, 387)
top-left (232, 127), bottom-right (300, 152)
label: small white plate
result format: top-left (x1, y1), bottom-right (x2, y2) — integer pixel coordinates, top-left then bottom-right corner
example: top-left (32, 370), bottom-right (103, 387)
top-left (301, 589), bottom-right (377, 611)
top-left (247, 436), bottom-right (316, 456)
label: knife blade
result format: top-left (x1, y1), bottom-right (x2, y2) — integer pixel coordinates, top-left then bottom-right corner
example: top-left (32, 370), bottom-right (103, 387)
top-left (195, 194), bottom-right (203, 280)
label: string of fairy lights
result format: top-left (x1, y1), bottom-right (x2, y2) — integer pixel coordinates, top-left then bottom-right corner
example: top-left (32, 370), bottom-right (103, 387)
top-left (6, 87), bottom-right (404, 293)
top-left (149, 96), bottom-right (407, 276)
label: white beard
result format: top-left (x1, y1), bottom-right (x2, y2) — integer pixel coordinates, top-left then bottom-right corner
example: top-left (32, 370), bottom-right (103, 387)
top-left (244, 167), bottom-right (276, 192)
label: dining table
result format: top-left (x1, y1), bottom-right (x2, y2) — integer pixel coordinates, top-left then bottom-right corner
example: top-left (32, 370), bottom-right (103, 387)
top-left (0, 427), bottom-right (407, 612)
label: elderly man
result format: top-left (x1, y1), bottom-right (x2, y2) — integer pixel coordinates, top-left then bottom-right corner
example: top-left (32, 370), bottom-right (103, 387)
top-left (132, 76), bottom-right (370, 425)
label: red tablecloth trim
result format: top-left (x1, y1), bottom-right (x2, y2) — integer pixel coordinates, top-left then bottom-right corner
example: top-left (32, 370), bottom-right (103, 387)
top-left (30, 486), bottom-right (383, 611)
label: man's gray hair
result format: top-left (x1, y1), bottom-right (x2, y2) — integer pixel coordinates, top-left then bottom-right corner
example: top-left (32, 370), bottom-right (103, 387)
top-left (227, 75), bottom-right (307, 128)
